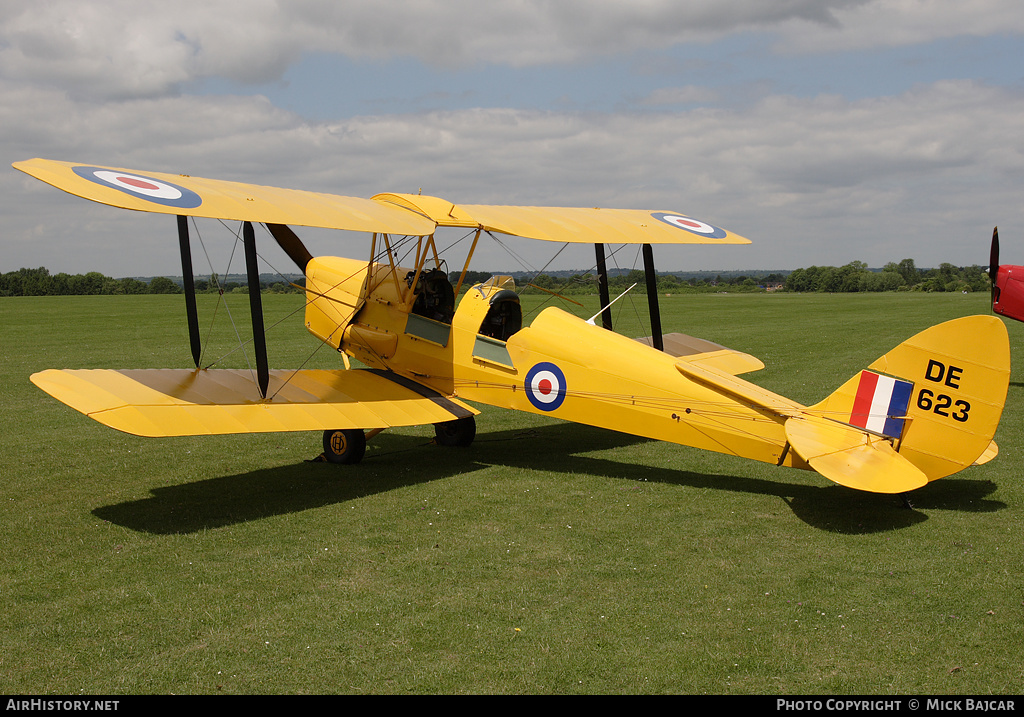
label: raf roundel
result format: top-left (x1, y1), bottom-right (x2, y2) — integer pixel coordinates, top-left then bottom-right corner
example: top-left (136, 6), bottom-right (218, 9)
top-left (524, 362), bottom-right (568, 412)
top-left (72, 166), bottom-right (203, 209)
top-left (651, 212), bottom-right (727, 239)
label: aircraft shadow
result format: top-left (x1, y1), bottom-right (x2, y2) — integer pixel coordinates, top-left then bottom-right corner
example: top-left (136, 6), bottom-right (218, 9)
top-left (93, 422), bottom-right (1004, 536)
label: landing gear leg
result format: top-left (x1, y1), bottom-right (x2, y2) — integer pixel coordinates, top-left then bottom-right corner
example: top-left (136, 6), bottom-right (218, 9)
top-left (433, 416), bottom-right (476, 447)
top-left (322, 429), bottom-right (367, 464)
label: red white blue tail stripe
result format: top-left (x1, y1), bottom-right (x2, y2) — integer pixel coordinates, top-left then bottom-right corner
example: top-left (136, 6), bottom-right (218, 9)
top-left (850, 371), bottom-right (914, 438)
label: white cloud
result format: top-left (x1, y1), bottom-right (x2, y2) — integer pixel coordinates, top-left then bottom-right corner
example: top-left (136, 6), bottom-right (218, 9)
top-left (6, 77), bottom-right (1023, 275)
top-left (3, 1), bottom-right (1023, 277)
top-left (285, 0), bottom-right (868, 68)
top-left (772, 0), bottom-right (1024, 54)
top-left (641, 86), bottom-right (722, 106)
top-left (0, 1), bottom-right (295, 98)
top-left (4, 0), bottom-right (1020, 101)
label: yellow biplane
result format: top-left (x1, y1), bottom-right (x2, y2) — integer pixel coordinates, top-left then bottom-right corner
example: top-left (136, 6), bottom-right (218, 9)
top-left (14, 158), bottom-right (1011, 496)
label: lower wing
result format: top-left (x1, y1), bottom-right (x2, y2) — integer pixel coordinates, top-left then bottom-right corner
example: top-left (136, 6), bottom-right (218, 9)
top-left (31, 367), bottom-right (476, 438)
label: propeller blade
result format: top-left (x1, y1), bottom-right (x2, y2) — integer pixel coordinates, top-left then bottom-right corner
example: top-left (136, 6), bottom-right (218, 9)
top-left (266, 223), bottom-right (314, 273)
top-left (990, 226), bottom-right (1000, 307)
top-left (990, 226), bottom-right (999, 282)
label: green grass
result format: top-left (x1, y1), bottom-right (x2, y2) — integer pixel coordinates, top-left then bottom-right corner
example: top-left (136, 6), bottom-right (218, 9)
top-left (2, 291), bottom-right (1023, 694)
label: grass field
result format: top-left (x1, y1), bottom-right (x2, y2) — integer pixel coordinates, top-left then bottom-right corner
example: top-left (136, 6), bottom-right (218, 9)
top-left (1, 290), bottom-right (1022, 694)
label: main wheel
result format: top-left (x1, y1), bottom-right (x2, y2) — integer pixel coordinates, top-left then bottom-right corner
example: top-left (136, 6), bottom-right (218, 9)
top-left (433, 415), bottom-right (476, 447)
top-left (322, 429), bottom-right (366, 464)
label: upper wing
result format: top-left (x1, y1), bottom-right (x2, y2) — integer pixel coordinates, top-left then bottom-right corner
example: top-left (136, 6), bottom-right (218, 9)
top-left (13, 158), bottom-right (436, 236)
top-left (31, 367), bottom-right (477, 438)
top-left (373, 192), bottom-right (751, 245)
top-left (460, 204), bottom-right (750, 245)
top-left (15, 159), bottom-right (750, 245)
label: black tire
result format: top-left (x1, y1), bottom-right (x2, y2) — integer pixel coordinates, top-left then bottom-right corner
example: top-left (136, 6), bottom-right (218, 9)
top-left (433, 416), bottom-right (476, 447)
top-left (322, 429), bottom-right (366, 464)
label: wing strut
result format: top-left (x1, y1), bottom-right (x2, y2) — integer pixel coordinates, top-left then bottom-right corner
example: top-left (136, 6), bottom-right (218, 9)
top-left (594, 243), bottom-right (613, 330)
top-left (243, 221), bottom-right (270, 398)
top-left (642, 244), bottom-right (664, 351)
top-left (176, 215), bottom-right (202, 367)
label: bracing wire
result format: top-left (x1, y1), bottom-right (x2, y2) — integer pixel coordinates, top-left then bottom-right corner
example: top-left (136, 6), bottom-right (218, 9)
top-left (486, 233), bottom-right (637, 323)
top-left (606, 243), bottom-right (648, 332)
top-left (192, 218), bottom-right (254, 380)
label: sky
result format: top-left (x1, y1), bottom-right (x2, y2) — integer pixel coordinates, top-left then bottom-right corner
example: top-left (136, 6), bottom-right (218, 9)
top-left (2, 0), bottom-right (1024, 279)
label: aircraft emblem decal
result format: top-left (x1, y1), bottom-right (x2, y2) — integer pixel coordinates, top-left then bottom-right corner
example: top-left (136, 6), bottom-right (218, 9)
top-left (525, 362), bottom-right (567, 412)
top-left (72, 166), bottom-right (203, 209)
top-left (651, 212), bottom-right (727, 239)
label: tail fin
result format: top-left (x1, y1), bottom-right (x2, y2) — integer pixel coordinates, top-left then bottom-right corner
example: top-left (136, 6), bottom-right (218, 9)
top-left (791, 315), bottom-right (1010, 493)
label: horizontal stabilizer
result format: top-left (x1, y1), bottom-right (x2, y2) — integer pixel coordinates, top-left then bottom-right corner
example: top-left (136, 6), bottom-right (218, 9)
top-left (675, 360), bottom-right (800, 418)
top-left (785, 415), bottom-right (928, 494)
top-left (31, 368), bottom-right (476, 438)
top-left (644, 333), bottom-right (765, 374)
top-left (974, 440), bottom-right (999, 466)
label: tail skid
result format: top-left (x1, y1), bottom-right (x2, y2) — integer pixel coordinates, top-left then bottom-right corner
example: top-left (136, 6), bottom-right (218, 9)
top-left (788, 315), bottom-right (1010, 494)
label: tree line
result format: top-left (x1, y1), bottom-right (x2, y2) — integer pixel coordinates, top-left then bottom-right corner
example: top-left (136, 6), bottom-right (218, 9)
top-left (521, 261), bottom-right (988, 295)
top-left (0, 267), bottom-right (302, 297)
top-left (454, 270), bottom-right (787, 295)
top-left (2, 260), bottom-right (990, 297)
top-left (784, 260), bottom-right (989, 293)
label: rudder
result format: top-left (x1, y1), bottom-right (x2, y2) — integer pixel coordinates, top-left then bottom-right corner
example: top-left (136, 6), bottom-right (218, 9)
top-left (808, 315), bottom-right (1010, 484)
